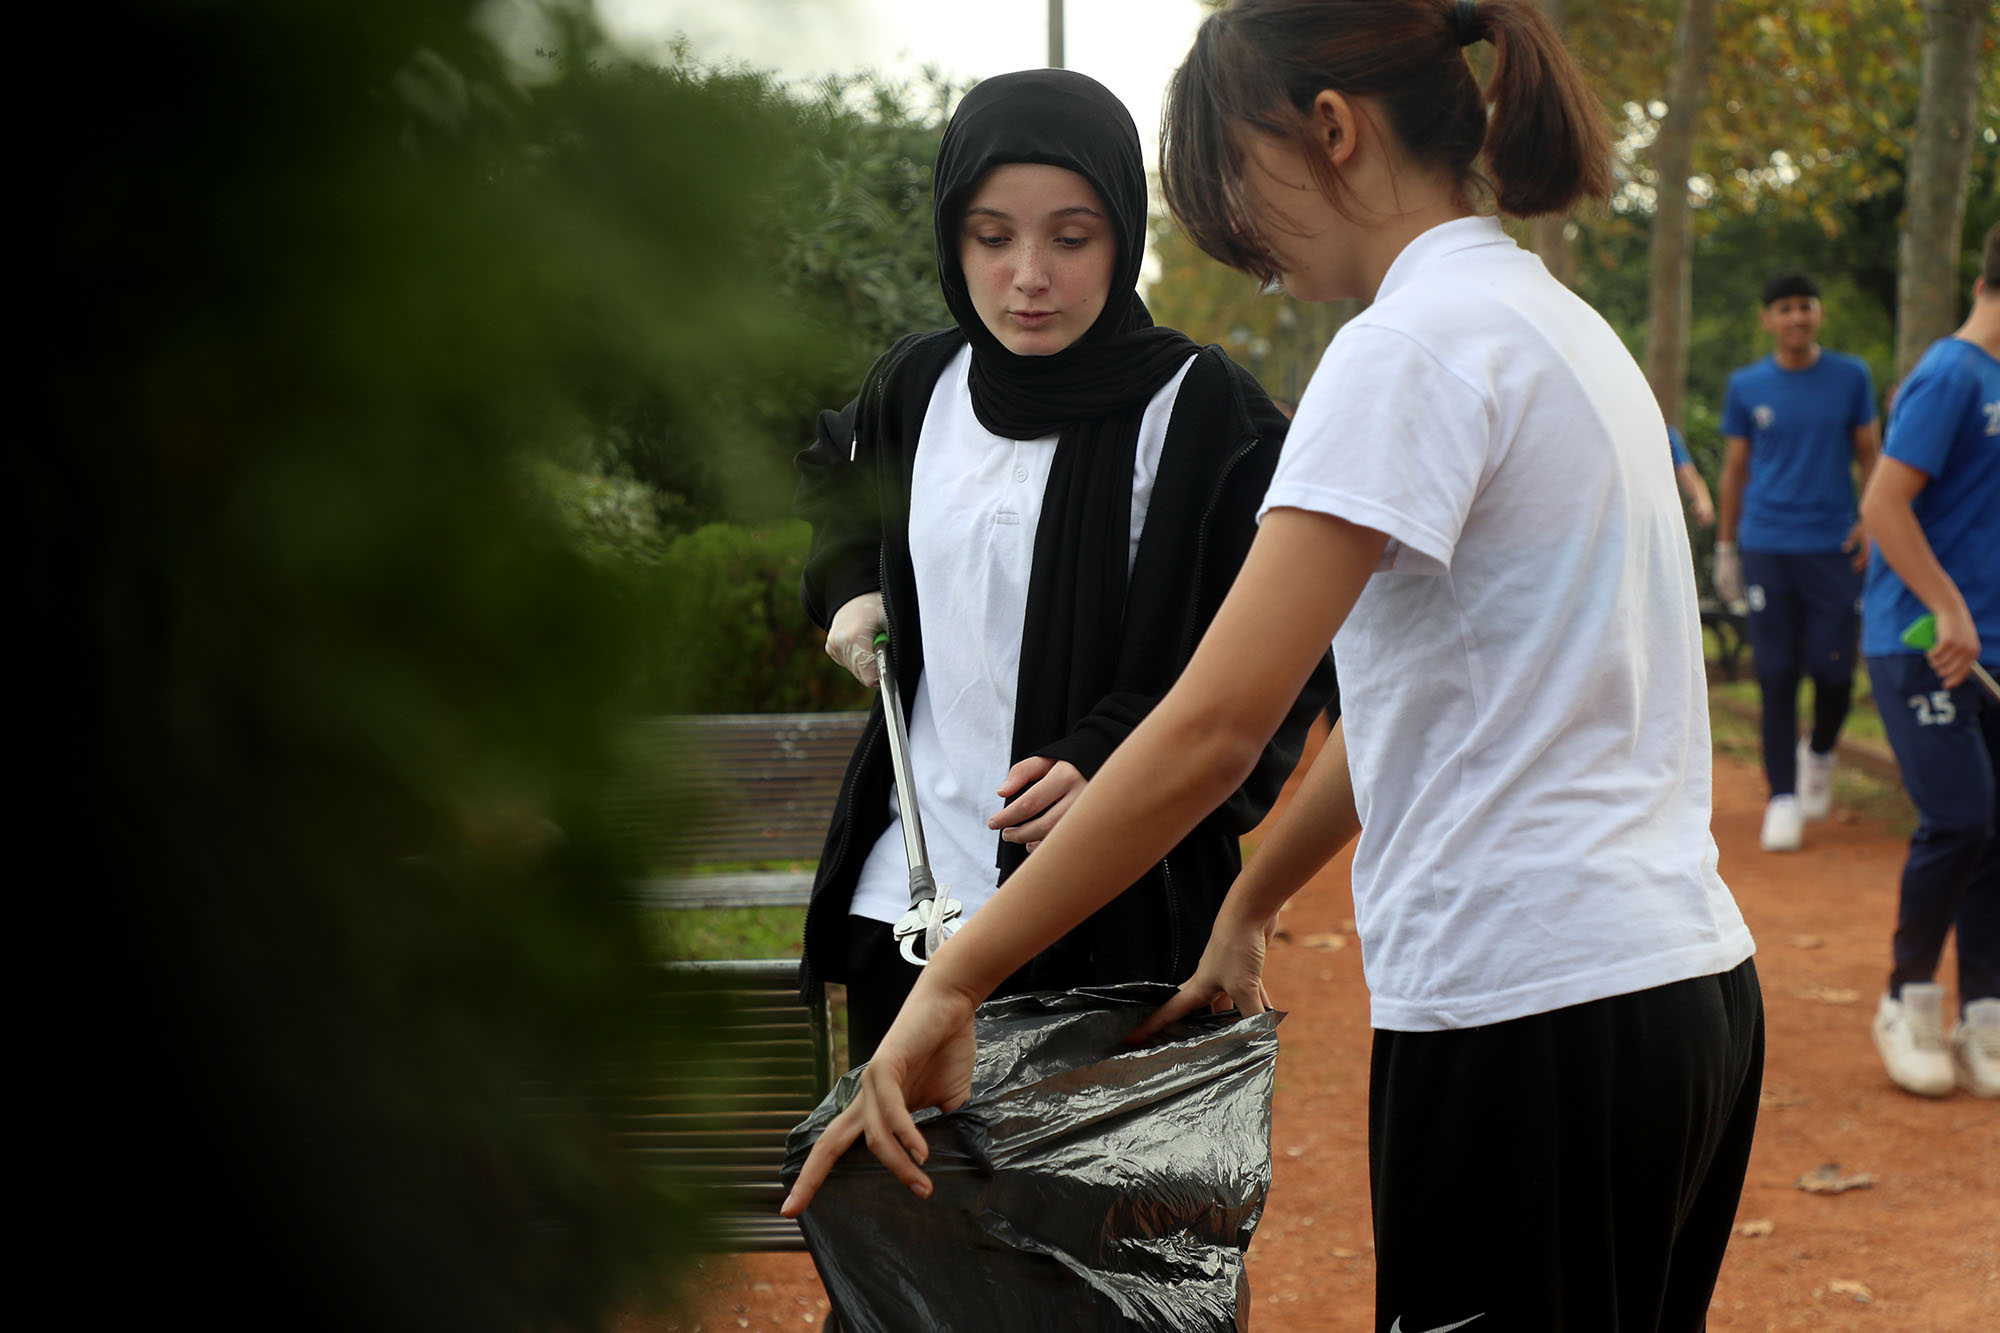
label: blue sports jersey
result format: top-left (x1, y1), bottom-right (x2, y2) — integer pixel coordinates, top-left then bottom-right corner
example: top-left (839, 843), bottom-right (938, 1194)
top-left (1722, 350), bottom-right (1877, 552)
top-left (1668, 425), bottom-right (1692, 468)
top-left (1861, 337), bottom-right (2000, 657)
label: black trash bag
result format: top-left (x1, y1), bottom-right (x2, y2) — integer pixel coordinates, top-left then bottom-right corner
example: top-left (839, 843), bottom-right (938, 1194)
top-left (781, 982), bottom-right (1282, 1333)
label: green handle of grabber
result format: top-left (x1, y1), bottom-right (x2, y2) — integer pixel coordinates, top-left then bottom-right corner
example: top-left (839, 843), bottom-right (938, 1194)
top-left (1902, 612), bottom-right (2000, 701)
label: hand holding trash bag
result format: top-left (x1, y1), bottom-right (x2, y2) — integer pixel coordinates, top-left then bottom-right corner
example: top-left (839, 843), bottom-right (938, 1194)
top-left (780, 984), bottom-right (1281, 1333)
top-left (783, 511), bottom-right (1372, 1214)
top-left (781, 974), bottom-right (980, 1213)
top-left (1125, 901), bottom-right (1277, 1043)
top-left (775, 927), bottom-right (1271, 1216)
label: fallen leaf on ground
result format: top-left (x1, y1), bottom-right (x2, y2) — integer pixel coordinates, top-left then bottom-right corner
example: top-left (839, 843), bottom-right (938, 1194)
top-left (1733, 1218), bottom-right (1774, 1237)
top-left (1795, 986), bottom-right (1861, 1005)
top-left (1297, 932), bottom-right (1348, 952)
top-left (1827, 1278), bottom-right (1873, 1302)
top-left (1797, 1163), bottom-right (1874, 1194)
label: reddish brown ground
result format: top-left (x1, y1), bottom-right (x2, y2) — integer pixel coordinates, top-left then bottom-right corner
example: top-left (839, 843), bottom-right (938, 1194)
top-left (646, 737), bottom-right (2000, 1332)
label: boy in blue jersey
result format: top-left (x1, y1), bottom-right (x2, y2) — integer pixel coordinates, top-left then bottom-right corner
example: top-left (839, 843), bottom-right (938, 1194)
top-left (1857, 223), bottom-right (2000, 1100)
top-left (1714, 272), bottom-right (1881, 851)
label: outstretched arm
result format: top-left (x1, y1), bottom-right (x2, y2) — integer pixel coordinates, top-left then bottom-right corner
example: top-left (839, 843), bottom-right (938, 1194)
top-left (1713, 435), bottom-right (1751, 602)
top-left (1675, 462), bottom-right (1714, 528)
top-left (1844, 419), bottom-right (1883, 569)
top-left (1127, 716), bottom-right (1362, 1041)
top-left (781, 508), bottom-right (1386, 1214)
top-left (1860, 457), bottom-right (1978, 687)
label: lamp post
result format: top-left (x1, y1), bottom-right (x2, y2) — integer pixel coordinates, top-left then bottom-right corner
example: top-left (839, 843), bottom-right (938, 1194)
top-left (1049, 0), bottom-right (1064, 67)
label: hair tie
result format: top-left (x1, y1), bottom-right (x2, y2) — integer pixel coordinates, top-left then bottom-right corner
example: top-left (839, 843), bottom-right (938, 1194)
top-left (1453, 0), bottom-right (1483, 47)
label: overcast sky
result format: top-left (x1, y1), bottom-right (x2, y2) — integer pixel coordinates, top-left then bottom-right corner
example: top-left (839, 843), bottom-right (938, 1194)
top-left (590, 0), bottom-right (1214, 170)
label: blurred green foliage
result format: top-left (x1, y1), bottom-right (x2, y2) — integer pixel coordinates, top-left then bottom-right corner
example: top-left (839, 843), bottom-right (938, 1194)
top-left (525, 57), bottom-right (956, 717)
top-left (647, 522), bottom-right (864, 714)
top-left (570, 57), bottom-right (957, 535)
top-left (35, 2), bottom-right (861, 1327)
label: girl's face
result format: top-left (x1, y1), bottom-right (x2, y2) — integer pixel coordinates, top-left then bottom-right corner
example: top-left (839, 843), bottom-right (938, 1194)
top-left (958, 163), bottom-right (1117, 356)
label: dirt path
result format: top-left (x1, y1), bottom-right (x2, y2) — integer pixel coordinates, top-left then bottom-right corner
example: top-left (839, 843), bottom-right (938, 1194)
top-left (650, 744), bottom-right (1999, 1332)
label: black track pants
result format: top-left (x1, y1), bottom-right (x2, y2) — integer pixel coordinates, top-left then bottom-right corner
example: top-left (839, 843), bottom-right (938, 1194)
top-left (1368, 959), bottom-right (1764, 1333)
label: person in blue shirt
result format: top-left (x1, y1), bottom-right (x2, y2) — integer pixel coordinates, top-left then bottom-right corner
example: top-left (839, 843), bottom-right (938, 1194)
top-left (1857, 222), bottom-right (2000, 1101)
top-left (1714, 271), bottom-right (1881, 852)
top-left (1669, 425), bottom-right (1714, 527)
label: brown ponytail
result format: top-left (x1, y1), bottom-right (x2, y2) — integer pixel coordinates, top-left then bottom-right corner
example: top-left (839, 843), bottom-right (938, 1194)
top-left (1162, 0), bottom-right (1612, 280)
top-left (1477, 0), bottom-right (1612, 216)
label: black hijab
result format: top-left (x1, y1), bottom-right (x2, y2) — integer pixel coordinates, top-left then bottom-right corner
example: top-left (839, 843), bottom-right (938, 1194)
top-left (932, 68), bottom-right (1198, 439)
top-left (928, 70), bottom-right (1201, 884)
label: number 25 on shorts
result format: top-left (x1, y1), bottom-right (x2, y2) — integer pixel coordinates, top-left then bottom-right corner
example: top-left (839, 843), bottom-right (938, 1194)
top-left (1907, 691), bottom-right (1957, 727)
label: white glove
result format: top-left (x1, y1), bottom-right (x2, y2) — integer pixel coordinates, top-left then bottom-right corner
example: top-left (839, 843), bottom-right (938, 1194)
top-left (1712, 541), bottom-right (1744, 606)
top-left (826, 592), bottom-right (887, 689)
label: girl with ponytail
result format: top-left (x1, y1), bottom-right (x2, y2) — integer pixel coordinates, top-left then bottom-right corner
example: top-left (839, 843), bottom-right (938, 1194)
top-left (789, 5), bottom-right (1761, 1328)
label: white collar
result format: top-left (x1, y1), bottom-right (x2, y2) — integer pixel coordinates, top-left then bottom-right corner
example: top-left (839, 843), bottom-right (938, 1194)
top-left (1374, 215), bottom-right (1514, 304)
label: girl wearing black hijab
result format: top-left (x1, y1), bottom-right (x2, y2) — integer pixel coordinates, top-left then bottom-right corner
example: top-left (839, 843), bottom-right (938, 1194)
top-left (795, 68), bottom-right (1334, 1065)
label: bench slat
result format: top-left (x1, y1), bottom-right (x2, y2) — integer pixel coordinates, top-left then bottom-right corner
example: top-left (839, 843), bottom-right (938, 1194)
top-left (610, 956), bottom-right (833, 1255)
top-left (611, 713), bottom-right (866, 867)
top-left (637, 874), bottom-right (815, 910)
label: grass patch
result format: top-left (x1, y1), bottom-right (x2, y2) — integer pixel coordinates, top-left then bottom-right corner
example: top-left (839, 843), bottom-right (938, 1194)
top-left (1707, 670), bottom-right (1887, 748)
top-left (647, 905), bottom-right (852, 1070)
top-left (646, 906), bottom-right (805, 961)
top-left (1707, 685), bottom-right (1914, 839)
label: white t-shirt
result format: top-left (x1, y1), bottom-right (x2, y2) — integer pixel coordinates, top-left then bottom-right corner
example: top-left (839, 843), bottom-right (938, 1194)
top-left (851, 345), bottom-right (1198, 927)
top-left (1262, 216), bottom-right (1754, 1032)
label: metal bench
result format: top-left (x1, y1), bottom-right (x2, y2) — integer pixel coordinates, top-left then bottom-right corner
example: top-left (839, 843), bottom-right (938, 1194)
top-left (611, 712), bottom-right (866, 1251)
top-left (617, 712), bottom-right (869, 910)
top-left (625, 959), bottom-right (836, 1251)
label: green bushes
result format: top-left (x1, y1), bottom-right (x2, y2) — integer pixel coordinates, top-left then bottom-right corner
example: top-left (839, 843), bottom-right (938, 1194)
top-left (530, 462), bottom-right (857, 714)
top-left (646, 521), bottom-right (862, 714)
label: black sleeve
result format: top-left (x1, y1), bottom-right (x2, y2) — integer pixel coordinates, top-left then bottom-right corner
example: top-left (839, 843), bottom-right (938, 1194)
top-left (794, 393), bottom-right (881, 631)
top-left (1036, 351), bottom-right (1338, 835)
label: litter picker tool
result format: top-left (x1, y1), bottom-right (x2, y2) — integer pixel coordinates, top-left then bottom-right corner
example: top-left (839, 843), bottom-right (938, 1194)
top-left (874, 631), bottom-right (963, 965)
top-left (1901, 613), bottom-right (2000, 702)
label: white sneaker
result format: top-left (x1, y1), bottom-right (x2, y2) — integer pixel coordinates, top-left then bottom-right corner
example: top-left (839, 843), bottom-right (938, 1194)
top-left (1873, 984), bottom-right (1955, 1097)
top-left (1797, 740), bottom-right (1836, 821)
top-left (1952, 998), bottom-right (2000, 1098)
top-left (1760, 794), bottom-right (1804, 852)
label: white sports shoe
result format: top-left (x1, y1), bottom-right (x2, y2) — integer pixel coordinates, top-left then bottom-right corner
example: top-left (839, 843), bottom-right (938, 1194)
top-left (1797, 739), bottom-right (1836, 821)
top-left (1952, 998), bottom-right (2000, 1098)
top-left (1760, 794), bottom-right (1804, 852)
top-left (1873, 984), bottom-right (1955, 1097)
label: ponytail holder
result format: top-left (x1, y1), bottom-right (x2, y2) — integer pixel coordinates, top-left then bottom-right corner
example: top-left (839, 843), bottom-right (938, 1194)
top-left (1453, 0), bottom-right (1483, 47)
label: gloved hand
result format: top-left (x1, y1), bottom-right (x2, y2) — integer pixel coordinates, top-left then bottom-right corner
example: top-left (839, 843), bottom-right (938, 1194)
top-left (826, 592), bottom-right (887, 689)
top-left (1712, 541), bottom-right (1744, 607)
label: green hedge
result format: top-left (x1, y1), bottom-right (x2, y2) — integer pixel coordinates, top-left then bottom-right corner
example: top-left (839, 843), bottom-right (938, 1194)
top-left (646, 521), bottom-right (865, 713)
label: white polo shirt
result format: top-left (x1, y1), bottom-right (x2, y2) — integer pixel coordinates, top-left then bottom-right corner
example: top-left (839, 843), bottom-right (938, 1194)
top-left (1263, 216), bottom-right (1754, 1032)
top-left (851, 345), bottom-right (1197, 928)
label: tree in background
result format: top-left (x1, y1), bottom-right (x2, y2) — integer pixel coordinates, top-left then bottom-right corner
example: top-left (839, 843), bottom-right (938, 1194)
top-left (31, 1), bottom-right (841, 1326)
top-left (1641, 0), bottom-right (1719, 431)
top-left (576, 58), bottom-right (958, 532)
top-left (1897, 0), bottom-right (1992, 377)
top-left (529, 57), bottom-right (962, 715)
top-left (1149, 0), bottom-right (1994, 583)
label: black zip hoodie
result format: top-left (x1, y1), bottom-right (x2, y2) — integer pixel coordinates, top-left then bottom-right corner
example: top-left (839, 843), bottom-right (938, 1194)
top-left (793, 329), bottom-right (1338, 1000)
